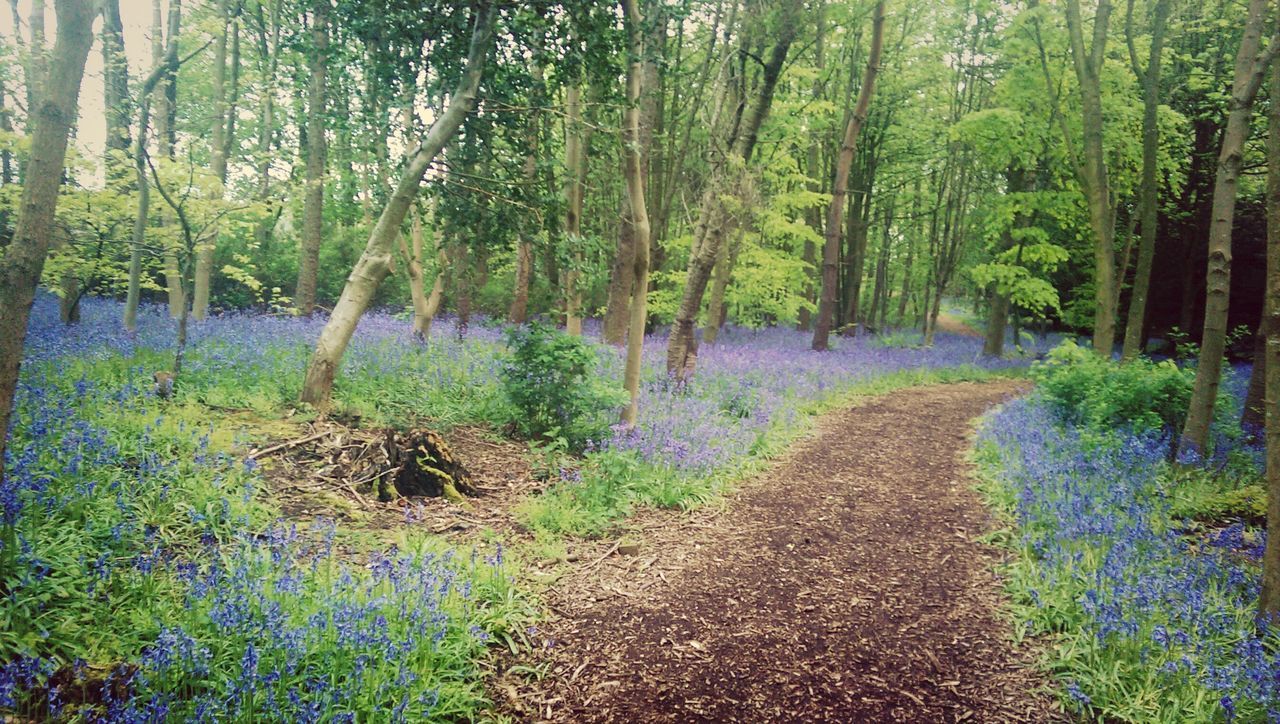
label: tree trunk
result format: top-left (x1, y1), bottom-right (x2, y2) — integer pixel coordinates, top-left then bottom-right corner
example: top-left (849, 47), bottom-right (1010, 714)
top-left (0, 0), bottom-right (94, 484)
top-left (1064, 0), bottom-right (1117, 355)
top-left (1179, 0), bottom-right (1276, 458)
top-left (152, 0), bottom-right (184, 319)
top-left (1121, 0), bottom-right (1171, 361)
top-left (563, 83), bottom-right (587, 335)
top-left (1259, 17), bottom-right (1280, 619)
top-left (1244, 320), bottom-right (1266, 435)
top-left (101, 0), bottom-right (130, 184)
top-left (400, 211), bottom-right (447, 341)
top-left (812, 1), bottom-right (885, 351)
top-left (602, 194), bottom-right (637, 345)
top-left (295, 0), bottom-right (328, 317)
top-left (300, 6), bottom-right (494, 408)
top-left (193, 0), bottom-right (230, 321)
top-left (508, 68), bottom-right (543, 325)
top-left (798, 3), bottom-right (825, 332)
top-left (620, 0), bottom-right (653, 427)
top-left (701, 229), bottom-right (739, 345)
top-left (666, 6), bottom-right (796, 377)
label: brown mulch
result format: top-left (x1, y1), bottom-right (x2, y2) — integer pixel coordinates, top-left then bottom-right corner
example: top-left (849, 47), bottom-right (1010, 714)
top-left (250, 420), bottom-right (538, 547)
top-left (499, 380), bottom-right (1061, 723)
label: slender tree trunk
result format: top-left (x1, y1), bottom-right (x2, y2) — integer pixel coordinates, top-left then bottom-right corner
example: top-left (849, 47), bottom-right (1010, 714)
top-left (798, 3), bottom-right (825, 332)
top-left (152, 0), bottom-right (184, 318)
top-left (1244, 319), bottom-right (1266, 435)
top-left (0, 0), bottom-right (94, 484)
top-left (666, 5), bottom-right (796, 377)
top-left (295, 0), bottom-right (328, 317)
top-left (1260, 15), bottom-right (1280, 618)
top-left (812, 1), bottom-right (885, 351)
top-left (605, 39), bottom-right (658, 345)
top-left (508, 66), bottom-right (543, 325)
top-left (125, 99), bottom-right (151, 332)
top-left (1179, 0), bottom-right (1277, 458)
top-left (300, 6), bottom-right (494, 407)
top-left (563, 83), bottom-right (587, 335)
top-left (1121, 0), bottom-right (1171, 360)
top-left (701, 229), bottom-right (739, 345)
top-left (620, 0), bottom-right (653, 427)
top-left (193, 1), bottom-right (230, 321)
top-left (1064, 0), bottom-right (1118, 355)
top-left (101, 0), bottom-right (130, 184)
top-left (400, 210), bottom-right (447, 340)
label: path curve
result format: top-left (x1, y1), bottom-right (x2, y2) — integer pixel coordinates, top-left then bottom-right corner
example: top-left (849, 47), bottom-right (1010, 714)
top-left (505, 380), bottom-right (1059, 723)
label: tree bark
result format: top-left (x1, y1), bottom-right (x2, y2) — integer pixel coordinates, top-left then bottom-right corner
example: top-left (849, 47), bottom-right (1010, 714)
top-left (193, 0), bottom-right (231, 321)
top-left (300, 4), bottom-right (495, 408)
top-left (1064, 0), bottom-right (1118, 355)
top-left (1260, 17), bottom-right (1280, 620)
top-left (812, 1), bottom-right (885, 351)
top-left (101, 0), bottom-right (130, 185)
top-left (701, 228), bottom-right (739, 345)
top-left (665, 4), bottom-right (796, 378)
top-left (508, 66), bottom-right (543, 325)
top-left (0, 0), bottom-right (94, 484)
top-left (1121, 0), bottom-right (1171, 361)
top-left (296, 0), bottom-right (328, 317)
top-left (1179, 0), bottom-right (1277, 458)
top-left (620, 0), bottom-right (653, 427)
top-left (400, 210), bottom-right (447, 340)
top-left (563, 83), bottom-right (587, 335)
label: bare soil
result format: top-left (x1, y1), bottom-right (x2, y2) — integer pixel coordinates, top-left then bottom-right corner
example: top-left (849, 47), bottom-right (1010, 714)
top-left (498, 380), bottom-right (1061, 723)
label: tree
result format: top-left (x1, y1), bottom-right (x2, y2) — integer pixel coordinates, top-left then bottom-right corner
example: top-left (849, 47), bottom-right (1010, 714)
top-left (1120, 0), bottom-right (1171, 361)
top-left (1063, 0), bottom-right (1119, 356)
top-left (812, 1), bottom-right (886, 352)
top-left (1260, 11), bottom-right (1280, 621)
top-left (620, 0), bottom-right (653, 427)
top-left (295, 0), bottom-right (329, 317)
top-left (299, 3), bottom-right (496, 408)
top-left (1179, 0), bottom-right (1278, 458)
top-left (0, 0), bottom-right (95, 483)
top-left (666, 1), bottom-right (798, 378)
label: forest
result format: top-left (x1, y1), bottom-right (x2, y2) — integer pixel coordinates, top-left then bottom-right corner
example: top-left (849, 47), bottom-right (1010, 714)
top-left (2, 0), bottom-right (1280, 720)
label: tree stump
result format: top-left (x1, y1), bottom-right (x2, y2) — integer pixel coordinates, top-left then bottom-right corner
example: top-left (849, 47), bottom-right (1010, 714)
top-left (379, 428), bottom-right (478, 503)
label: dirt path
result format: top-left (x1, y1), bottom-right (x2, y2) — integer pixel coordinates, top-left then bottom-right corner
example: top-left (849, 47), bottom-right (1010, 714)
top-left (501, 380), bottom-right (1058, 723)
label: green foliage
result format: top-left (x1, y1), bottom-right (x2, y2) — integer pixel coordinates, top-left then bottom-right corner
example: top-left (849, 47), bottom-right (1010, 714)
top-left (499, 322), bottom-right (627, 451)
top-left (1031, 339), bottom-right (1194, 435)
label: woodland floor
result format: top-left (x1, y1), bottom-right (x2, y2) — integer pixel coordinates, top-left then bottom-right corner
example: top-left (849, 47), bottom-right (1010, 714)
top-left (496, 380), bottom-right (1063, 723)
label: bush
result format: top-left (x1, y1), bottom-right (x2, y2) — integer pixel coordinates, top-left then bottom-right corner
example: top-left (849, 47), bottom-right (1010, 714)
top-left (1031, 339), bottom-right (1195, 436)
top-left (499, 322), bottom-right (626, 451)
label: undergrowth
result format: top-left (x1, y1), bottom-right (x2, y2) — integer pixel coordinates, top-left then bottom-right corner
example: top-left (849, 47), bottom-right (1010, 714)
top-left (975, 347), bottom-right (1273, 722)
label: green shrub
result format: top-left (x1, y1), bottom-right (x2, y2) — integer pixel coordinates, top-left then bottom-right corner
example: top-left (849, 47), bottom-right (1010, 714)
top-left (1031, 339), bottom-right (1195, 435)
top-left (499, 322), bottom-right (627, 450)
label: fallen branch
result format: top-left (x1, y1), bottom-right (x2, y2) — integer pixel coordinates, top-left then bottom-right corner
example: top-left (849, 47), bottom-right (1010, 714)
top-left (248, 430), bottom-right (330, 460)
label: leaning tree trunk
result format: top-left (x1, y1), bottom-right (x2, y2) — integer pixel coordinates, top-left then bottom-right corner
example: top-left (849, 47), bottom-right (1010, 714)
top-left (1260, 29), bottom-right (1280, 619)
top-left (667, 4), bottom-right (797, 377)
top-left (812, 1), bottom-right (885, 351)
top-left (300, 6), bottom-right (494, 408)
top-left (0, 0), bottom-right (95, 484)
top-left (1179, 0), bottom-right (1276, 459)
top-left (296, 0), bottom-right (328, 317)
top-left (1120, 0), bottom-right (1171, 361)
top-left (620, 0), bottom-right (653, 427)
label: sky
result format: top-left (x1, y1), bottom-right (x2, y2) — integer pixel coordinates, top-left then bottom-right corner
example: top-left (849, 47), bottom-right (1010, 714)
top-left (4, 0), bottom-right (176, 178)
